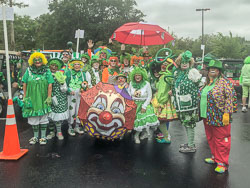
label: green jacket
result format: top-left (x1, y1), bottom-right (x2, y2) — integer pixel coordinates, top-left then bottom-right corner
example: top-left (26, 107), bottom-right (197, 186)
top-left (240, 64), bottom-right (250, 86)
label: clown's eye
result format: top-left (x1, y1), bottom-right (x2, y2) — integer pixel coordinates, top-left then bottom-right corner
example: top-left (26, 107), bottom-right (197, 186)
top-left (110, 99), bottom-right (124, 114)
top-left (97, 103), bottom-right (105, 110)
top-left (112, 107), bottom-right (121, 114)
top-left (92, 95), bottom-right (107, 110)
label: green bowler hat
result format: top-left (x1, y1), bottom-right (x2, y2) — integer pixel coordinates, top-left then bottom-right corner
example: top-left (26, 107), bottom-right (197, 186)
top-left (207, 60), bottom-right (223, 70)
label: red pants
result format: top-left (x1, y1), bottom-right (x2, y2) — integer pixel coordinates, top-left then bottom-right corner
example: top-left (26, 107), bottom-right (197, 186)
top-left (203, 119), bottom-right (231, 166)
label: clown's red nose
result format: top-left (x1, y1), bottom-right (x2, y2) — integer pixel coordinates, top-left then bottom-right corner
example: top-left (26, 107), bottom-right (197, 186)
top-left (99, 111), bottom-right (113, 124)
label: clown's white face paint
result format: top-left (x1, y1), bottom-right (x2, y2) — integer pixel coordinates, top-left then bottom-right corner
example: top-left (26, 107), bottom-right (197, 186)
top-left (181, 63), bottom-right (189, 70)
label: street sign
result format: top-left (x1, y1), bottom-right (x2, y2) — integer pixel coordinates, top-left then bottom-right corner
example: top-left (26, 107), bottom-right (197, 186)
top-left (0, 6), bottom-right (14, 21)
top-left (75, 29), bottom-right (84, 38)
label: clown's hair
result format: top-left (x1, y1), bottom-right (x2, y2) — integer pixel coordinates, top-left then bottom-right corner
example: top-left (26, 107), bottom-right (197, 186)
top-left (129, 67), bottom-right (148, 82)
top-left (175, 53), bottom-right (195, 68)
top-left (28, 52), bottom-right (48, 66)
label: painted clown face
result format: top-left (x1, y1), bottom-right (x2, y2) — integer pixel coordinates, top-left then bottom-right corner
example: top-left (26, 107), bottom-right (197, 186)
top-left (33, 57), bottom-right (43, 68)
top-left (87, 91), bottom-right (125, 136)
top-left (117, 76), bottom-right (126, 86)
top-left (49, 63), bottom-right (59, 73)
top-left (100, 52), bottom-right (107, 59)
top-left (109, 57), bottom-right (118, 67)
top-left (123, 58), bottom-right (129, 67)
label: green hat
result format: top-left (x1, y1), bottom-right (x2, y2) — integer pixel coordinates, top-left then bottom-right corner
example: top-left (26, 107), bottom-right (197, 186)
top-left (48, 58), bottom-right (64, 70)
top-left (116, 73), bottom-right (127, 80)
top-left (244, 56), bottom-right (250, 64)
top-left (68, 52), bottom-right (84, 69)
top-left (204, 53), bottom-right (217, 64)
top-left (90, 55), bottom-right (101, 66)
top-left (81, 53), bottom-right (90, 60)
top-left (181, 51), bottom-right (192, 63)
top-left (207, 60), bottom-right (223, 70)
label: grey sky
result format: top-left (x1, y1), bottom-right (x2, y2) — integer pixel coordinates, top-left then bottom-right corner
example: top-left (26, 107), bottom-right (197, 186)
top-left (14, 0), bottom-right (250, 40)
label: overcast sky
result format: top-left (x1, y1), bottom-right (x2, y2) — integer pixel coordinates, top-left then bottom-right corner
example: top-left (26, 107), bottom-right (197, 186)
top-left (14, 0), bottom-right (250, 40)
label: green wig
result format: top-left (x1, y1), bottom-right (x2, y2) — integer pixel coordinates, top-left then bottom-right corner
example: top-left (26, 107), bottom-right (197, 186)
top-left (48, 58), bottom-right (64, 70)
top-left (120, 53), bottom-right (131, 64)
top-left (129, 67), bottom-right (148, 83)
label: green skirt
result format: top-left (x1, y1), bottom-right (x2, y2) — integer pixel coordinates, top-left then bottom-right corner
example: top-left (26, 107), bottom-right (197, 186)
top-left (134, 100), bottom-right (159, 132)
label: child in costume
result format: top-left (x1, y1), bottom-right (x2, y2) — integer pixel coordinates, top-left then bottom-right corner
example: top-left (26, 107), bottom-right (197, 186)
top-left (172, 51), bottom-right (202, 152)
top-left (128, 67), bottom-right (159, 144)
top-left (47, 57), bottom-right (68, 140)
top-left (102, 54), bottom-right (120, 84)
top-left (66, 53), bottom-right (86, 136)
top-left (151, 58), bottom-right (177, 143)
top-left (86, 55), bottom-right (102, 88)
top-left (22, 52), bottom-right (54, 145)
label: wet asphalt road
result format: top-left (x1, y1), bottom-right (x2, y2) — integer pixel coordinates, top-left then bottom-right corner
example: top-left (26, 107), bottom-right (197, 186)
top-left (0, 105), bottom-right (250, 188)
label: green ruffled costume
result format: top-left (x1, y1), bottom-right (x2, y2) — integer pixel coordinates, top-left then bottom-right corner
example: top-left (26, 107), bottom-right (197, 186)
top-left (22, 66), bottom-right (54, 118)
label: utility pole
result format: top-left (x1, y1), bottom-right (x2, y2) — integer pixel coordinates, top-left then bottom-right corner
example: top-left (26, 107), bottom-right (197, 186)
top-left (196, 8), bottom-right (210, 45)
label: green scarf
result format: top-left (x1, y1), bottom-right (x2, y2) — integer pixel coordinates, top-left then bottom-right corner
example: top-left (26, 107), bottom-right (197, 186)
top-left (131, 80), bottom-right (147, 90)
top-left (29, 65), bottom-right (47, 75)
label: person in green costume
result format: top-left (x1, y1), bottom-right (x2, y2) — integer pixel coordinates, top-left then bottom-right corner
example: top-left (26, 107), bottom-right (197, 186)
top-left (240, 56), bottom-right (250, 112)
top-left (22, 52), bottom-right (54, 145)
top-left (66, 53), bottom-right (86, 136)
top-left (47, 57), bottom-right (68, 141)
top-left (86, 55), bottom-right (102, 88)
top-left (128, 67), bottom-right (159, 144)
top-left (172, 51), bottom-right (202, 152)
top-left (81, 53), bottom-right (91, 72)
top-left (151, 58), bottom-right (178, 144)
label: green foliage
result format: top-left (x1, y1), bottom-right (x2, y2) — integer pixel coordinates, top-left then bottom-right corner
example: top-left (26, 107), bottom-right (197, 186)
top-left (35, 0), bottom-right (145, 50)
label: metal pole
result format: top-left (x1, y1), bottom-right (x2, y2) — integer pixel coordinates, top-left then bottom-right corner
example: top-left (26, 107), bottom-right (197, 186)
top-left (2, 6), bottom-right (12, 99)
top-left (76, 29), bottom-right (80, 53)
top-left (202, 10), bottom-right (204, 45)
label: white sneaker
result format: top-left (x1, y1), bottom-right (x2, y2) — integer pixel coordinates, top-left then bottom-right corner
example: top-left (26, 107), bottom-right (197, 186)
top-left (29, 137), bottom-right (38, 145)
top-left (57, 132), bottom-right (64, 140)
top-left (74, 127), bottom-right (84, 134)
top-left (242, 107), bottom-right (248, 112)
top-left (134, 134), bottom-right (140, 144)
top-left (46, 131), bottom-right (55, 140)
top-left (140, 131), bottom-right (148, 140)
top-left (68, 128), bottom-right (76, 136)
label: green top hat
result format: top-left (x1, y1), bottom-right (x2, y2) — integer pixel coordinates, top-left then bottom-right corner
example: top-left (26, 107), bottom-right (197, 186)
top-left (207, 60), bottom-right (223, 70)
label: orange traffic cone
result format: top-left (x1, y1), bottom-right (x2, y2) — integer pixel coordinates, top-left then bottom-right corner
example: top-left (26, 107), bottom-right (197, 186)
top-left (0, 99), bottom-right (28, 160)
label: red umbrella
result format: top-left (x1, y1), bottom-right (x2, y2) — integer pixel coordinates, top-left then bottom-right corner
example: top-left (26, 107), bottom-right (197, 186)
top-left (111, 22), bottom-right (174, 46)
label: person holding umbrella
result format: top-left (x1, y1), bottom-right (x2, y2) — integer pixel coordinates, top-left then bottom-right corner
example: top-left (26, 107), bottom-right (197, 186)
top-left (200, 60), bottom-right (235, 173)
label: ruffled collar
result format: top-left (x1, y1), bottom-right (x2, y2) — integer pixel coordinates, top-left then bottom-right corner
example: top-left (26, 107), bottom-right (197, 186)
top-left (29, 65), bottom-right (47, 75)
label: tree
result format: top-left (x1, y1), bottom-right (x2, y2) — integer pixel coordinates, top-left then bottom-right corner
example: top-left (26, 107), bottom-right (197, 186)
top-left (211, 32), bottom-right (248, 59)
top-left (0, 0), bottom-right (28, 50)
top-left (34, 0), bottom-right (145, 50)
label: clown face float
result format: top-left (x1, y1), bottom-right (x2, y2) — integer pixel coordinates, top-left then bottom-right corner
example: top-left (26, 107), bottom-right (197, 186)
top-left (78, 82), bottom-right (136, 140)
